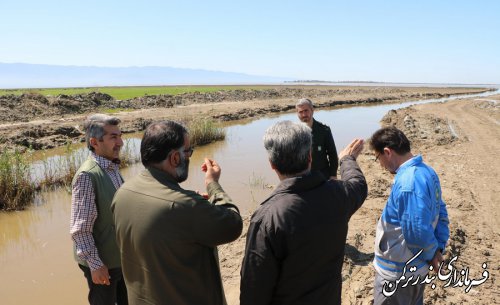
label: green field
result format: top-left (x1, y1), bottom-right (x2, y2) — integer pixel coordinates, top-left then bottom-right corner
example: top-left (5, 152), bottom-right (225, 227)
top-left (0, 85), bottom-right (271, 100)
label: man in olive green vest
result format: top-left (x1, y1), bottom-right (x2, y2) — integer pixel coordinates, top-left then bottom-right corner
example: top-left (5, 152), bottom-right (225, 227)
top-left (296, 98), bottom-right (339, 179)
top-left (112, 120), bottom-right (243, 305)
top-left (70, 114), bottom-right (128, 305)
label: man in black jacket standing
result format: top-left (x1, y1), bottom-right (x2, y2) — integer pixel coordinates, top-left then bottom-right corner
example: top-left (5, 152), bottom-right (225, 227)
top-left (240, 120), bottom-right (367, 305)
top-left (296, 98), bottom-right (339, 179)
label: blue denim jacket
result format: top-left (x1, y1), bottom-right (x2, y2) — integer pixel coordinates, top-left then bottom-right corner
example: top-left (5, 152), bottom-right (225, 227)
top-left (374, 155), bottom-right (450, 279)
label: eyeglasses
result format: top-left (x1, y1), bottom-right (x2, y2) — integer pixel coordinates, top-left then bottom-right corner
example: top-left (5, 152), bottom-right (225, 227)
top-left (183, 147), bottom-right (194, 157)
top-left (374, 152), bottom-right (380, 162)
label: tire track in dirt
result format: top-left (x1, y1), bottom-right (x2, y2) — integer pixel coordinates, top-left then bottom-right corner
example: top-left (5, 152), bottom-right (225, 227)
top-left (412, 97), bottom-right (499, 305)
top-left (416, 97), bottom-right (500, 231)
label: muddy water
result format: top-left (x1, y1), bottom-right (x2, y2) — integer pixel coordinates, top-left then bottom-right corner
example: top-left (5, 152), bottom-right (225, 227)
top-left (1, 89), bottom-right (498, 305)
top-left (0, 188), bottom-right (87, 304)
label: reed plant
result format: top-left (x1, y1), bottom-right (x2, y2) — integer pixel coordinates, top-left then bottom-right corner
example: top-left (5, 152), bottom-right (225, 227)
top-left (119, 138), bottom-right (141, 167)
top-left (248, 172), bottom-right (267, 189)
top-left (0, 149), bottom-right (35, 210)
top-left (187, 118), bottom-right (226, 146)
top-left (37, 143), bottom-right (88, 189)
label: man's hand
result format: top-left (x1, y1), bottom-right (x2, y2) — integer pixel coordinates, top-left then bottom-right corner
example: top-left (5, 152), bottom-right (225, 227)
top-left (201, 158), bottom-right (221, 186)
top-left (338, 139), bottom-right (364, 160)
top-left (91, 265), bottom-right (110, 286)
top-left (195, 190), bottom-right (209, 199)
top-left (430, 250), bottom-right (444, 271)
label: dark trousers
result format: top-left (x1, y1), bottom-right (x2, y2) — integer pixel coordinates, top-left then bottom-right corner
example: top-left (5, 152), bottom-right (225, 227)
top-left (79, 264), bottom-right (128, 305)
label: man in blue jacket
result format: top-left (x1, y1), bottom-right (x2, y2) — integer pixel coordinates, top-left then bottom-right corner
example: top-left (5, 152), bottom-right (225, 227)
top-left (369, 127), bottom-right (449, 305)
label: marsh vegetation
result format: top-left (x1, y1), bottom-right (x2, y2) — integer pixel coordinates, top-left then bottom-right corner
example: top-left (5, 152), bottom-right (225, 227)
top-left (0, 150), bottom-right (35, 210)
top-left (0, 118), bottom-right (225, 211)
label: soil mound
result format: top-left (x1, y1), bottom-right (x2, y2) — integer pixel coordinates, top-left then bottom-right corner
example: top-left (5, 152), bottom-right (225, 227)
top-left (0, 87), bottom-right (492, 152)
top-left (0, 92), bottom-right (115, 123)
top-left (380, 106), bottom-right (460, 148)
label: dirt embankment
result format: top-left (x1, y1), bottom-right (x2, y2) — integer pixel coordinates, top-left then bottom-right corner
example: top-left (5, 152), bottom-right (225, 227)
top-left (0, 86), bottom-right (491, 151)
top-left (219, 94), bottom-right (500, 305)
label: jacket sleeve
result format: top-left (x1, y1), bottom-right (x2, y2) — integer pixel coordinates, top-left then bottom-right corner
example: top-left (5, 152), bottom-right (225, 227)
top-left (325, 128), bottom-right (339, 177)
top-left (191, 182), bottom-right (243, 247)
top-left (338, 155), bottom-right (368, 218)
top-left (435, 197), bottom-right (450, 251)
top-left (398, 191), bottom-right (439, 261)
top-left (240, 219), bottom-right (280, 305)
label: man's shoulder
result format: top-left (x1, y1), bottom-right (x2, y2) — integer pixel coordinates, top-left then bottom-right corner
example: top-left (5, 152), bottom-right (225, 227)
top-left (122, 174), bottom-right (198, 201)
top-left (73, 158), bottom-right (99, 184)
top-left (253, 192), bottom-right (301, 223)
top-left (77, 158), bottom-right (98, 170)
top-left (313, 120), bottom-right (332, 137)
top-left (249, 201), bottom-right (279, 234)
top-left (396, 163), bottom-right (435, 192)
top-left (314, 120), bottom-right (331, 130)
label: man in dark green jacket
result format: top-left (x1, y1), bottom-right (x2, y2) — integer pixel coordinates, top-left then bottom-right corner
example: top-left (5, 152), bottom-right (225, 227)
top-left (296, 98), bottom-right (339, 179)
top-left (112, 120), bottom-right (242, 305)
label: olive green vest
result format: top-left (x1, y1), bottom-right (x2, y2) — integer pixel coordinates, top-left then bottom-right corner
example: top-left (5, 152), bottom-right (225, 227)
top-left (72, 157), bottom-right (122, 269)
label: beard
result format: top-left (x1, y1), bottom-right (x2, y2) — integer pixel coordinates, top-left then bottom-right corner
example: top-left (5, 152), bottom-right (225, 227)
top-left (299, 117), bottom-right (312, 126)
top-left (175, 154), bottom-right (190, 183)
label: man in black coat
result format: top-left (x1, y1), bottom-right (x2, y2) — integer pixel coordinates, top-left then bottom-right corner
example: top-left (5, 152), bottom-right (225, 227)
top-left (240, 120), bottom-right (368, 305)
top-left (296, 98), bottom-right (339, 179)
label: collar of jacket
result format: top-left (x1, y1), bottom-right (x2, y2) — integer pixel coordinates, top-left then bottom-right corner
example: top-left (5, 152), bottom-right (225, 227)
top-left (395, 154), bottom-right (423, 174)
top-left (142, 166), bottom-right (182, 190)
top-left (312, 118), bottom-right (319, 130)
top-left (91, 151), bottom-right (119, 171)
top-left (261, 170), bottom-right (327, 205)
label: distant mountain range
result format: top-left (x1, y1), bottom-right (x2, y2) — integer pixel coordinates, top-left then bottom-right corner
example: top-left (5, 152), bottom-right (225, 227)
top-left (0, 63), bottom-right (292, 89)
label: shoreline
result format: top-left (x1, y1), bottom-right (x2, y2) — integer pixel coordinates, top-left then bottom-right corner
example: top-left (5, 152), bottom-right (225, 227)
top-left (0, 86), bottom-right (492, 152)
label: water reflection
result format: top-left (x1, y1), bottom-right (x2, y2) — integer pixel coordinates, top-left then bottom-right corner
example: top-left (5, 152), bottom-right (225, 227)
top-left (0, 188), bottom-right (87, 304)
top-left (0, 189), bottom-right (71, 264)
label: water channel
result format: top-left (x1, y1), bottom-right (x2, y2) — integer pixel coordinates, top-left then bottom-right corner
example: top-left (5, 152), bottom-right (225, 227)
top-left (0, 88), bottom-right (498, 305)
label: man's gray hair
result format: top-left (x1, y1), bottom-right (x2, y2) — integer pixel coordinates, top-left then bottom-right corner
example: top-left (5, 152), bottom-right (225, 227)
top-left (83, 114), bottom-right (121, 151)
top-left (295, 98), bottom-right (314, 109)
top-left (263, 120), bottom-right (312, 176)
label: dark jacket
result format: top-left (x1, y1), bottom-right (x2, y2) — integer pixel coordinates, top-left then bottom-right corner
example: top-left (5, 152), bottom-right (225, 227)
top-left (112, 167), bottom-right (243, 305)
top-left (240, 156), bottom-right (367, 305)
top-left (311, 119), bottom-right (338, 178)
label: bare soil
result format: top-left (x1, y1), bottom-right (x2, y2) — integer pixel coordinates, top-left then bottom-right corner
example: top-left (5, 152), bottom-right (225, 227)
top-left (219, 94), bottom-right (500, 305)
top-left (0, 86), bottom-right (489, 151)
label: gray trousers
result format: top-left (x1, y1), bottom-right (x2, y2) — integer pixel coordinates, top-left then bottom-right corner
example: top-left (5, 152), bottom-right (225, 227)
top-left (373, 272), bottom-right (424, 305)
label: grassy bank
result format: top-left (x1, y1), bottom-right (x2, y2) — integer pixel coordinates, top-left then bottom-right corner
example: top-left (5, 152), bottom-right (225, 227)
top-left (0, 150), bottom-right (35, 211)
top-left (0, 118), bottom-right (225, 211)
top-left (0, 85), bottom-right (269, 100)
top-left (188, 119), bottom-right (226, 146)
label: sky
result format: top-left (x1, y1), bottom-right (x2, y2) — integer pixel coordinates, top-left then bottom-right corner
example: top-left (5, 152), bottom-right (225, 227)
top-left (1, 0), bottom-right (499, 84)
